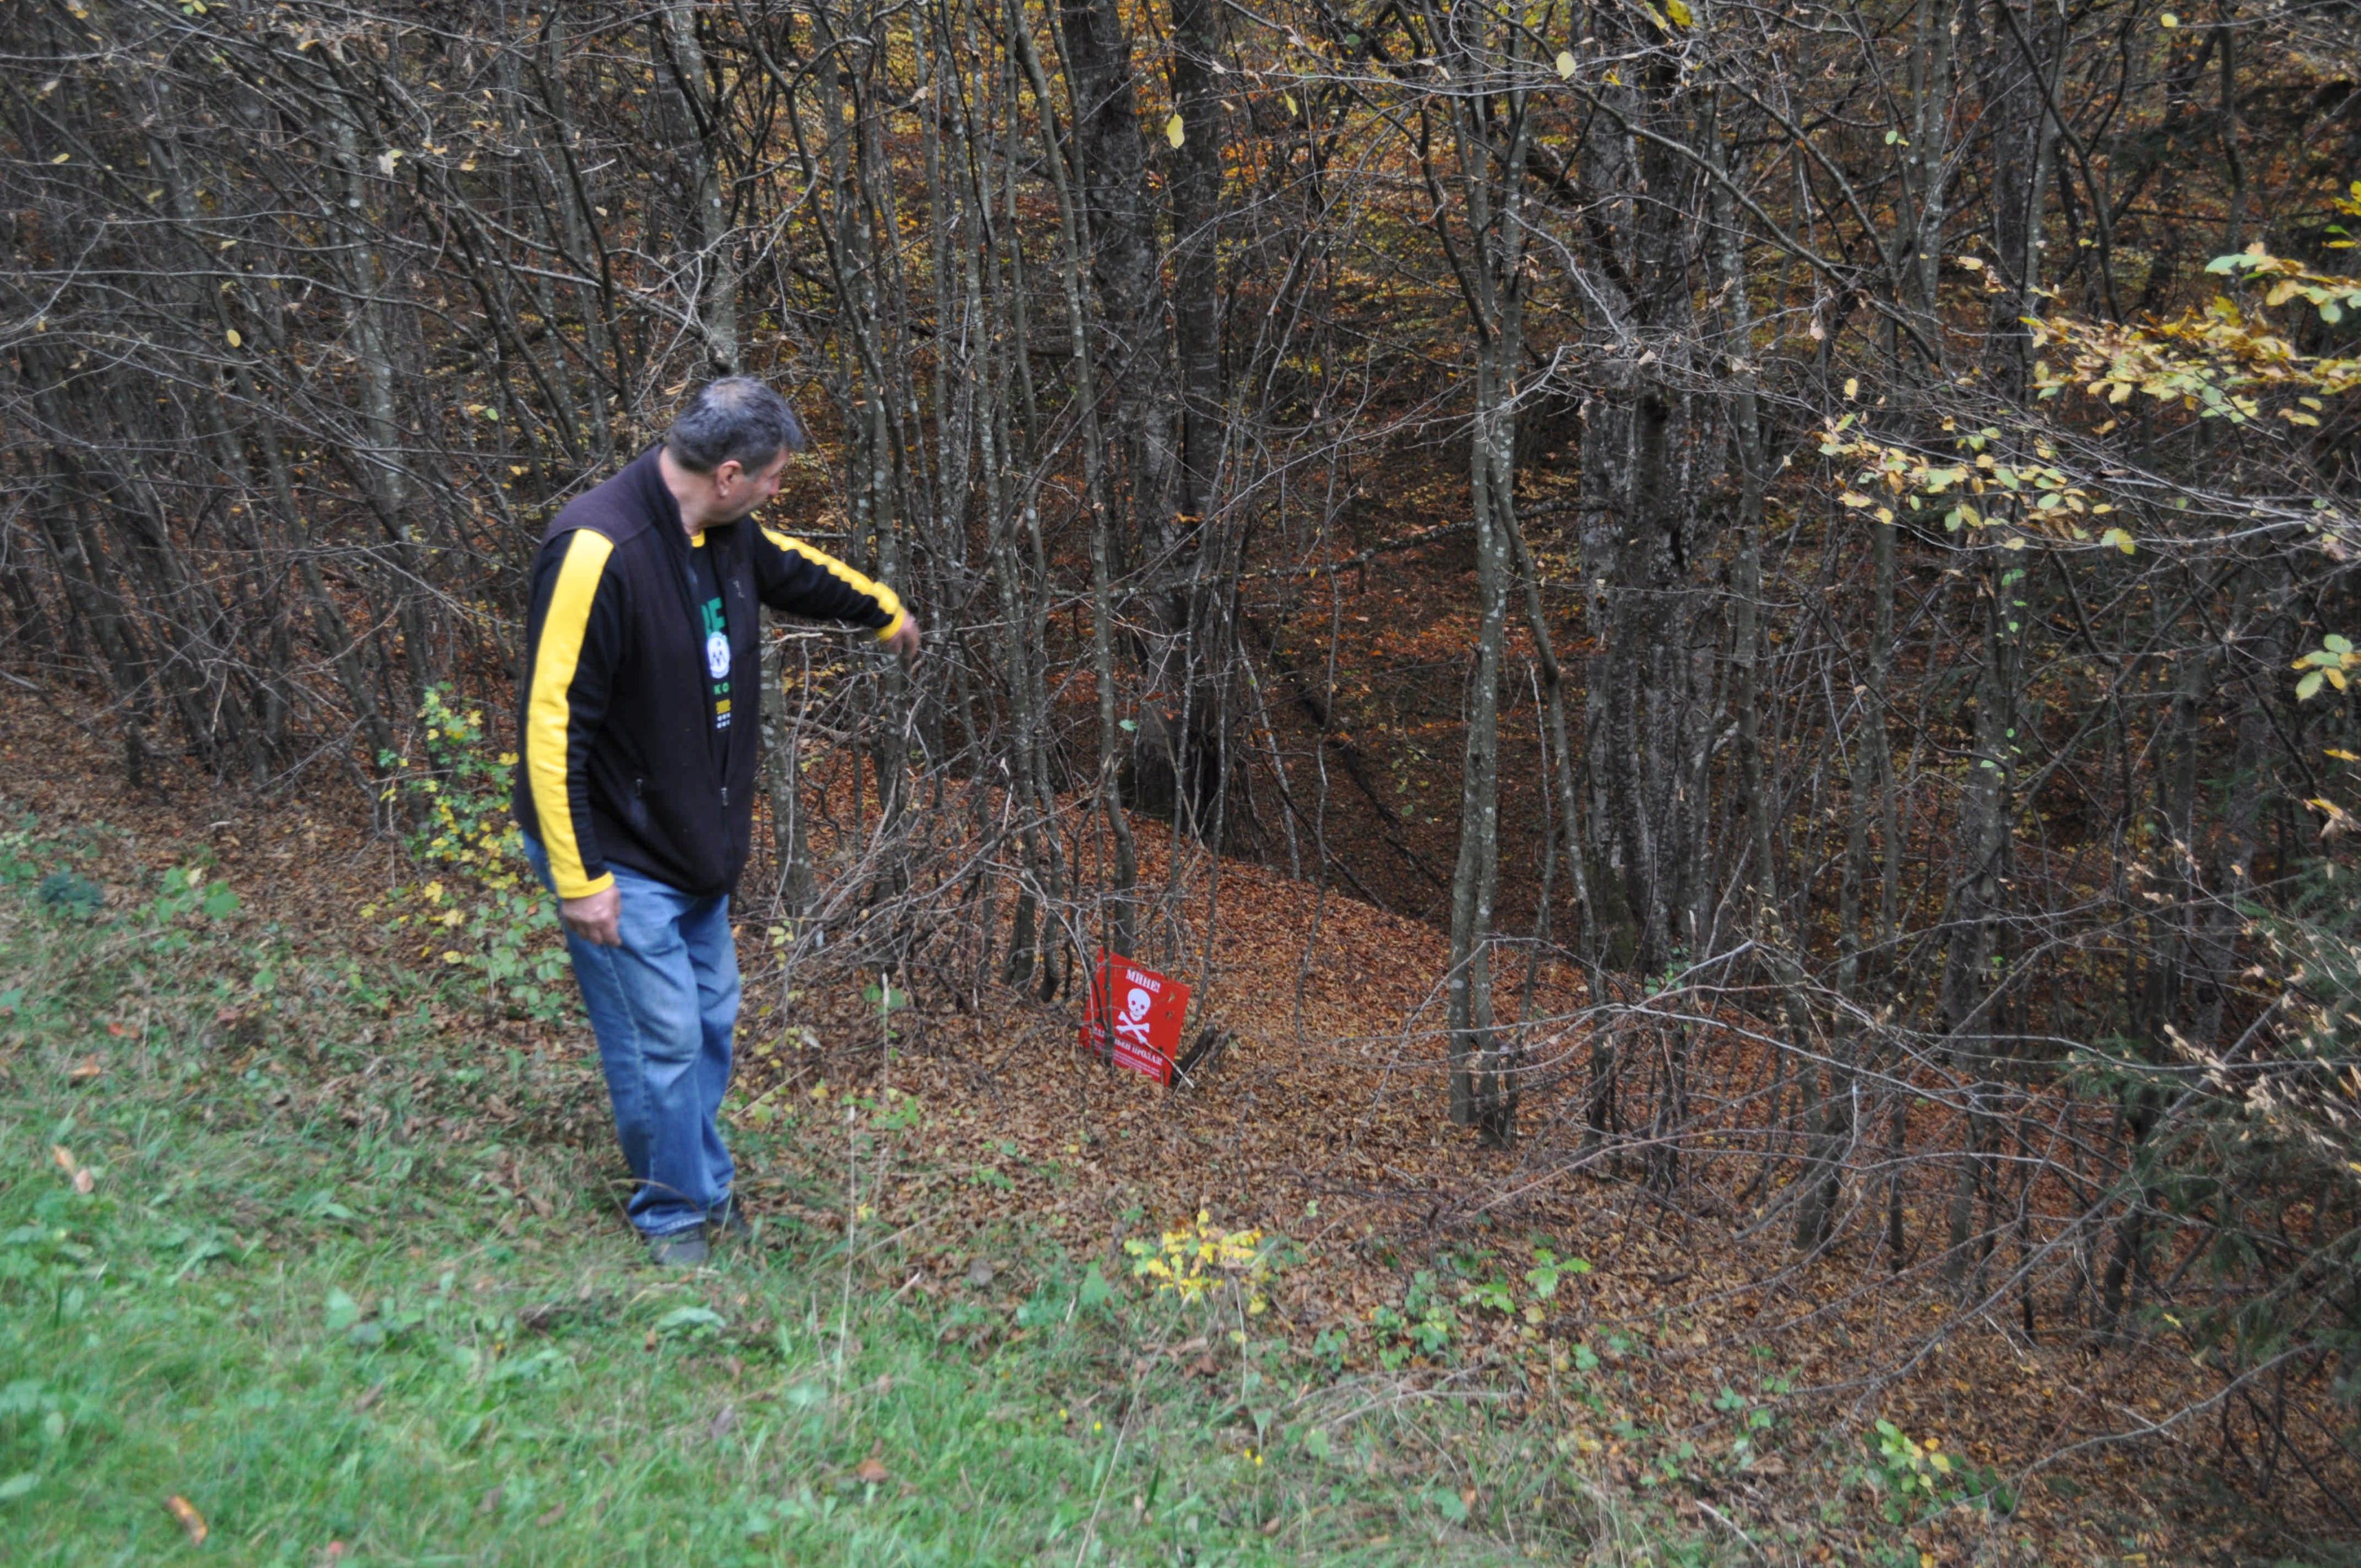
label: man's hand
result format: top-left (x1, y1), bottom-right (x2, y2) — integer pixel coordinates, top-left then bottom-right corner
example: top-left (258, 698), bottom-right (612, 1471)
top-left (561, 885), bottom-right (622, 947)
top-left (884, 613), bottom-right (923, 662)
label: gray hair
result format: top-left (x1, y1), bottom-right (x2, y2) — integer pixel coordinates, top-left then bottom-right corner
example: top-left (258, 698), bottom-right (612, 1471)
top-left (663, 376), bottom-right (807, 473)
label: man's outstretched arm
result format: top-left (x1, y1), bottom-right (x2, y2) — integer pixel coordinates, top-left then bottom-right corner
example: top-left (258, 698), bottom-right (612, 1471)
top-left (751, 528), bottom-right (922, 659)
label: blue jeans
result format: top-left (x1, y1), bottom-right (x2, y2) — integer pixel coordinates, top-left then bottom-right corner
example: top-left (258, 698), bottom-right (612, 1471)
top-left (521, 836), bottom-right (738, 1238)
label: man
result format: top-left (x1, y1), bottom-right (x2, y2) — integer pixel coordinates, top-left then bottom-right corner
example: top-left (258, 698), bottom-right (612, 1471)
top-left (514, 378), bottom-right (920, 1267)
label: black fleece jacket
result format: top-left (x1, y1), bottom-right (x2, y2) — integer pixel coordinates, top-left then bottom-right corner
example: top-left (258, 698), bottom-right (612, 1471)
top-left (512, 447), bottom-right (904, 898)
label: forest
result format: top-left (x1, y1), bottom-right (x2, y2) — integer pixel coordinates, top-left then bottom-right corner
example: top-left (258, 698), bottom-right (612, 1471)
top-left (2, 0), bottom-right (2359, 1561)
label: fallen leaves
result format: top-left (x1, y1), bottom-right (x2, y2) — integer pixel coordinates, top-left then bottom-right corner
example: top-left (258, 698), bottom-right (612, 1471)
top-left (165, 1494), bottom-right (208, 1545)
top-left (50, 1145), bottom-right (93, 1194)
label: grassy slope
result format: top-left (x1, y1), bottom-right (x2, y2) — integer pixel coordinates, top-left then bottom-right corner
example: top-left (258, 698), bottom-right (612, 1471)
top-left (0, 812), bottom-right (1666, 1567)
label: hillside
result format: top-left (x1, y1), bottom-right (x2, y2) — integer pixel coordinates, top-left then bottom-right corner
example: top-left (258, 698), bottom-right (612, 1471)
top-left (4, 684), bottom-right (2346, 1564)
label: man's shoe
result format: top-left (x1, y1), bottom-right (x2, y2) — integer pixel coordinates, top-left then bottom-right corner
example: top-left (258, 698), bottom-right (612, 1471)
top-left (707, 1197), bottom-right (753, 1243)
top-left (646, 1228), bottom-right (711, 1268)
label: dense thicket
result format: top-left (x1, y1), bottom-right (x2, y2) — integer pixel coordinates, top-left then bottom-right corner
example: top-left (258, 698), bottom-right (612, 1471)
top-left (4, 0), bottom-right (2358, 1507)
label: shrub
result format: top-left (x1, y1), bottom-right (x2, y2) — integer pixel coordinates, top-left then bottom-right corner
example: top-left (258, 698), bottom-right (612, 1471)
top-left (368, 688), bottom-right (572, 1024)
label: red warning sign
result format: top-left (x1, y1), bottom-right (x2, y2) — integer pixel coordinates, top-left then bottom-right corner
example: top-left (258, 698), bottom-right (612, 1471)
top-left (1078, 951), bottom-right (1191, 1085)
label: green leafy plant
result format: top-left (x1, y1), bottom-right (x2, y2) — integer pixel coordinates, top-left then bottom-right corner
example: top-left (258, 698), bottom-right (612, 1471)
top-left (368, 687), bottom-right (571, 1024)
top-left (1710, 1383), bottom-right (1779, 1471)
top-left (1370, 1270), bottom-right (1455, 1369)
top-left (1859, 1419), bottom-right (2012, 1523)
top-left (1435, 1246), bottom-right (1586, 1331)
top-left (34, 871), bottom-right (103, 919)
top-left (1525, 1245), bottom-right (1588, 1299)
top-left (2293, 635), bottom-right (2359, 702)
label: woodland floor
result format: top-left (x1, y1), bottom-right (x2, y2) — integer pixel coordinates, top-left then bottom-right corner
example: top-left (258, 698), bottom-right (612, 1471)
top-left (1, 681), bottom-right (2351, 1566)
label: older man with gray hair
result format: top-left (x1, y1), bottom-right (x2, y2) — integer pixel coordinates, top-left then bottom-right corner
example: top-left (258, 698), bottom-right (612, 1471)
top-left (513, 378), bottom-right (920, 1266)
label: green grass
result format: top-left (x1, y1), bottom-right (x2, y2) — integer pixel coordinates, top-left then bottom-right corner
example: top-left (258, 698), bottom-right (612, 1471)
top-left (0, 814), bottom-right (1661, 1566)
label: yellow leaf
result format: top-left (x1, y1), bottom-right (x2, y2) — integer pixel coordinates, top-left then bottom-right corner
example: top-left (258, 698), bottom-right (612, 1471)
top-left (1664, 0), bottom-right (1693, 24)
top-left (1843, 377), bottom-right (1859, 399)
top-left (1955, 255), bottom-right (1983, 271)
top-left (1555, 50), bottom-right (1576, 79)
top-left (2100, 527), bottom-right (2135, 555)
top-left (2160, 10), bottom-right (2178, 24)
top-left (50, 152), bottom-right (69, 164)
top-left (2324, 747), bottom-right (2359, 761)
top-left (1165, 113), bottom-right (1184, 148)
top-left (166, 1495), bottom-right (208, 1545)
top-left (225, 328), bottom-right (242, 349)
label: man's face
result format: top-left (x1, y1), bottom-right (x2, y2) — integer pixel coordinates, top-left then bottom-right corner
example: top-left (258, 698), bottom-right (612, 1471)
top-left (708, 449), bottom-right (792, 523)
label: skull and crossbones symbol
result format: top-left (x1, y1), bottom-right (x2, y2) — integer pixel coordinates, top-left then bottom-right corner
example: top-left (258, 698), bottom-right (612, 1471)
top-left (1113, 985), bottom-right (1155, 1047)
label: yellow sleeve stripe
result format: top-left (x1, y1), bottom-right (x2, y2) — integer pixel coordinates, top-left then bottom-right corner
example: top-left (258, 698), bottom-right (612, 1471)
top-left (526, 531), bottom-right (616, 900)
top-left (761, 527), bottom-right (904, 641)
